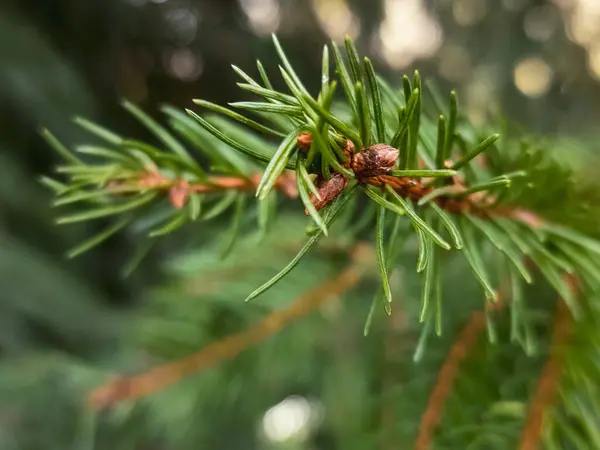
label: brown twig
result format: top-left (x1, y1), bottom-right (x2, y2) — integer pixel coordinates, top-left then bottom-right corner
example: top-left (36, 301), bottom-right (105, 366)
top-left (114, 166), bottom-right (298, 209)
top-left (107, 135), bottom-right (541, 227)
top-left (88, 244), bottom-right (371, 409)
top-left (518, 277), bottom-right (576, 450)
top-left (414, 309), bottom-right (489, 450)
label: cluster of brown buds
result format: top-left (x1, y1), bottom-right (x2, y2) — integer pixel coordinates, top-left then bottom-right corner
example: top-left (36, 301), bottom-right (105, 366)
top-left (298, 132), bottom-right (400, 212)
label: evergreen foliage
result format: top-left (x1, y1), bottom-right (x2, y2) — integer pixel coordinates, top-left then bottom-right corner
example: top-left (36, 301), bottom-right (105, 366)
top-left (32, 34), bottom-right (600, 449)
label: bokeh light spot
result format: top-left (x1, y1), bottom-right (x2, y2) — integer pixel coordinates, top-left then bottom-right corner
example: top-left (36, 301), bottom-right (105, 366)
top-left (312, 0), bottom-right (360, 41)
top-left (453, 0), bottom-right (488, 26)
top-left (165, 48), bottom-right (203, 82)
top-left (165, 7), bottom-right (199, 45)
top-left (239, 0), bottom-right (281, 36)
top-left (586, 44), bottom-right (600, 80)
top-left (261, 396), bottom-right (319, 443)
top-left (514, 57), bottom-right (553, 98)
top-left (377, 0), bottom-right (442, 69)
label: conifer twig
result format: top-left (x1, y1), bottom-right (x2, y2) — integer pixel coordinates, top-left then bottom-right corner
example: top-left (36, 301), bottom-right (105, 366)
top-left (107, 159), bottom-right (541, 227)
top-left (112, 166), bottom-right (298, 209)
top-left (518, 276), bottom-right (576, 450)
top-left (88, 243), bottom-right (372, 409)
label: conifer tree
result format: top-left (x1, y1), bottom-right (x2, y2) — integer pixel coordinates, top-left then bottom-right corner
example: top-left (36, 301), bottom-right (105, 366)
top-left (33, 35), bottom-right (600, 449)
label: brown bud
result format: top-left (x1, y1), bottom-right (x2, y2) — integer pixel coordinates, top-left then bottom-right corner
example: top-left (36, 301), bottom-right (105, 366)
top-left (297, 132), bottom-right (312, 153)
top-left (169, 180), bottom-right (190, 209)
top-left (351, 144), bottom-right (399, 178)
top-left (345, 139), bottom-right (355, 153)
top-left (306, 173), bottom-right (348, 213)
top-left (342, 140), bottom-right (355, 169)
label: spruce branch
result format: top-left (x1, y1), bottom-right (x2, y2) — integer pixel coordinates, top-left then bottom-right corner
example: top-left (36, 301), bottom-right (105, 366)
top-left (41, 33), bottom-right (600, 347)
top-left (88, 243), bottom-right (371, 409)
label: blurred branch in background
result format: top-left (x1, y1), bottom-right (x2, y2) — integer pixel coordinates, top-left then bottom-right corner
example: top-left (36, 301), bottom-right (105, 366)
top-left (519, 293), bottom-right (572, 450)
top-left (89, 242), bottom-right (371, 409)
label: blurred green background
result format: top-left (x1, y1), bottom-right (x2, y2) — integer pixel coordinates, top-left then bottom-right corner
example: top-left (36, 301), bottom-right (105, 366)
top-left (2, 0), bottom-right (600, 449)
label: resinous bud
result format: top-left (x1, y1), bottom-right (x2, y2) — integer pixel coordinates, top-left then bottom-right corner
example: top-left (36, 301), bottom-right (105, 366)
top-left (351, 144), bottom-right (399, 177)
